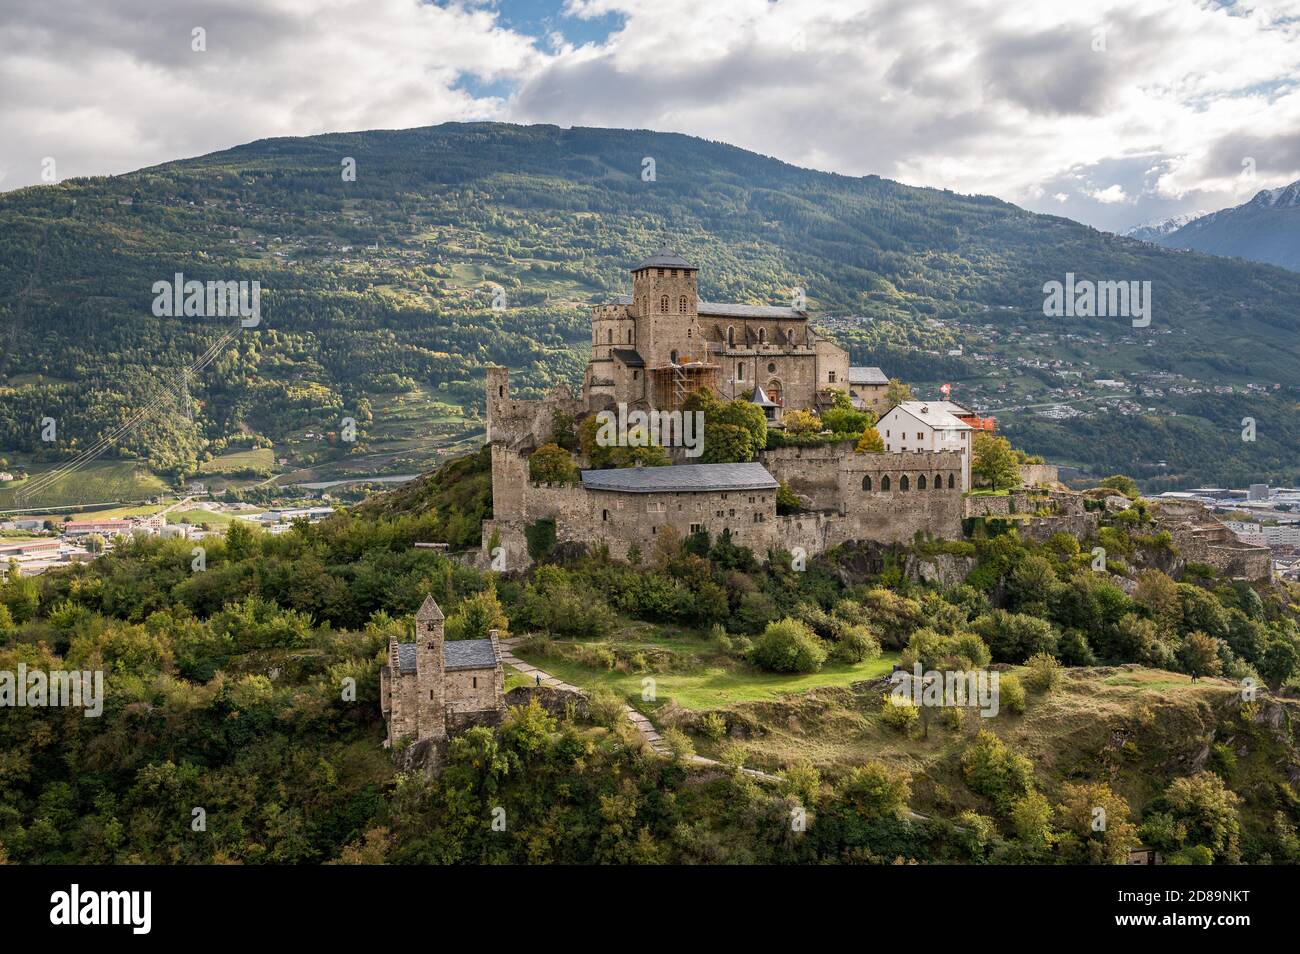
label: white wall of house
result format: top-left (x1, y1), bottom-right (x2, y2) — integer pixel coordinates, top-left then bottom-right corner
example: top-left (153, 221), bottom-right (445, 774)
top-left (878, 404), bottom-right (973, 491)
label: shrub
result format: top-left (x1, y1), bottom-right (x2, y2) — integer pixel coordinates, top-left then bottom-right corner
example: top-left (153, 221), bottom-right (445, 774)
top-left (998, 673), bottom-right (1026, 714)
top-left (697, 712), bottom-right (728, 741)
top-left (961, 730), bottom-right (1035, 810)
top-left (750, 618), bottom-right (828, 673)
top-left (527, 443), bottom-right (578, 484)
top-left (881, 694), bottom-right (920, 733)
top-left (588, 688), bottom-right (626, 729)
top-left (662, 727), bottom-right (695, 762)
top-left (831, 624), bottom-right (882, 663)
top-left (1023, 653), bottom-right (1064, 693)
top-left (837, 761), bottom-right (912, 821)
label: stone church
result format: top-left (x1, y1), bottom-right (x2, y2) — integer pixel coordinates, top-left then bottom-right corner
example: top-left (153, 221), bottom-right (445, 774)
top-left (583, 248), bottom-right (849, 414)
top-left (380, 595), bottom-right (506, 747)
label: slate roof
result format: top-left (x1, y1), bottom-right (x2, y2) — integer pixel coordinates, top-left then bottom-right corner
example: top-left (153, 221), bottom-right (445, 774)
top-left (582, 462), bottom-right (778, 493)
top-left (396, 639), bottom-right (498, 674)
top-left (611, 348), bottom-right (645, 367)
top-left (748, 384), bottom-right (779, 408)
top-left (698, 302), bottom-right (805, 319)
top-left (444, 640), bottom-right (499, 671)
top-left (633, 247), bottom-right (696, 270)
top-left (886, 401), bottom-right (973, 430)
top-left (848, 366), bottom-right (889, 385)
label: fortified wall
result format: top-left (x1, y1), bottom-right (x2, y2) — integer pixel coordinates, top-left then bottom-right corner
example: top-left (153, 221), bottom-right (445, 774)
top-left (758, 443), bottom-right (967, 542)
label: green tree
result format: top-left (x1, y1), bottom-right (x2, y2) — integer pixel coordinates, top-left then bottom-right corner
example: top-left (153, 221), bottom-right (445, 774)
top-left (837, 762), bottom-right (911, 821)
top-left (972, 433), bottom-right (1020, 490)
top-left (750, 618), bottom-right (828, 673)
top-left (1055, 782), bottom-right (1137, 865)
top-left (1164, 772), bottom-right (1242, 862)
top-left (885, 378), bottom-right (914, 405)
top-left (1098, 474), bottom-right (1139, 497)
top-left (528, 443), bottom-right (578, 483)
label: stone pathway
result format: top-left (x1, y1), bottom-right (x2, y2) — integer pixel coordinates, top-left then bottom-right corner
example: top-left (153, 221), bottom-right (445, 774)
top-left (499, 637), bottom-right (778, 782)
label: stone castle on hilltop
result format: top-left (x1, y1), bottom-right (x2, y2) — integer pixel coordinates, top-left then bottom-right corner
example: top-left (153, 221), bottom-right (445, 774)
top-left (481, 249), bottom-right (972, 569)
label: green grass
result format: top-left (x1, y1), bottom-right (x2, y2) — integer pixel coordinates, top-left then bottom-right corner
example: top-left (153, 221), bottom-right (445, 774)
top-left (0, 461), bottom-right (169, 511)
top-left (166, 509), bottom-right (254, 527)
top-left (199, 447), bottom-right (276, 475)
top-left (510, 641), bottom-right (899, 714)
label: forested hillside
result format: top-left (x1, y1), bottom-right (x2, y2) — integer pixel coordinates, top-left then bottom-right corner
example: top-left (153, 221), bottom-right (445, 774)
top-left (1, 122), bottom-right (1298, 488)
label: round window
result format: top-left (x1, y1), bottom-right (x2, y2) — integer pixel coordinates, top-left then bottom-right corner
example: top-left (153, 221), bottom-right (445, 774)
top-left (768, 362), bottom-right (776, 373)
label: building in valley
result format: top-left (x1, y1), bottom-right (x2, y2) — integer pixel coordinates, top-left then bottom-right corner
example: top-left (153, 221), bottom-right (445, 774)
top-left (380, 596), bottom-right (506, 747)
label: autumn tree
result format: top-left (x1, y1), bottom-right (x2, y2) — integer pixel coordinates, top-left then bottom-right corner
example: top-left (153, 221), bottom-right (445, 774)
top-left (855, 427), bottom-right (884, 453)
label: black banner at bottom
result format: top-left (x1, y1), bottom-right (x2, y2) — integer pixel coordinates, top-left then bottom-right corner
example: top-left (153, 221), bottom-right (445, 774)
top-left (0, 862), bottom-right (1276, 940)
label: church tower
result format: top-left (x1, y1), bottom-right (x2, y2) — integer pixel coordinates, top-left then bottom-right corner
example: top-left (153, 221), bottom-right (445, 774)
top-left (414, 595), bottom-right (446, 741)
top-left (631, 248), bottom-right (699, 369)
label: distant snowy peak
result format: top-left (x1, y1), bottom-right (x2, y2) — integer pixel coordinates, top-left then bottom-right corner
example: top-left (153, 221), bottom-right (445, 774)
top-left (1123, 211), bottom-right (1207, 243)
top-left (1249, 180), bottom-right (1300, 210)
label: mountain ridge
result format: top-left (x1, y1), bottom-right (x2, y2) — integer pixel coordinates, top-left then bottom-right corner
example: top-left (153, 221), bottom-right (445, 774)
top-left (1, 121), bottom-right (1298, 493)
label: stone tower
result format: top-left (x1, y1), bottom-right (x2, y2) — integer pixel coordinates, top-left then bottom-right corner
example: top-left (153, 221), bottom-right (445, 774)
top-left (414, 595), bottom-right (446, 742)
top-left (631, 248), bottom-right (700, 368)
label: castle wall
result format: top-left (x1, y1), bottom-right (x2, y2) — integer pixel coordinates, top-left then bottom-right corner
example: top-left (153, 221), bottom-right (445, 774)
top-left (444, 668), bottom-right (501, 714)
top-left (1019, 463), bottom-right (1060, 487)
top-left (758, 444), bottom-right (844, 509)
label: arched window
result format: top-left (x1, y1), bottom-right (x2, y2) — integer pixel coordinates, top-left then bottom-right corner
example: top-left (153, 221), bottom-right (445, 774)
top-left (934, 474), bottom-right (942, 491)
top-left (918, 475), bottom-right (927, 490)
top-left (498, 385), bottom-right (504, 398)
top-left (737, 363), bottom-right (744, 381)
top-left (660, 295), bottom-right (670, 313)
top-left (628, 329), bottom-right (633, 343)
top-left (948, 473), bottom-right (955, 489)
top-left (881, 475), bottom-right (891, 492)
top-left (900, 475), bottom-right (910, 491)
top-left (727, 326), bottom-right (735, 348)
top-left (670, 350), bottom-right (679, 364)
top-left (862, 475), bottom-right (872, 491)
top-left (606, 329), bottom-right (612, 344)
top-left (679, 296), bottom-right (688, 313)
top-left (758, 328), bottom-right (766, 344)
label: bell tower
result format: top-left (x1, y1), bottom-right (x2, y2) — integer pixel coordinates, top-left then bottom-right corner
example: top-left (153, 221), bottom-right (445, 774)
top-left (414, 595), bottom-right (446, 741)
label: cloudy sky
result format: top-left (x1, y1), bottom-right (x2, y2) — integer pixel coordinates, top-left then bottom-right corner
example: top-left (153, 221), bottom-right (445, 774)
top-left (2, 0), bottom-right (1299, 231)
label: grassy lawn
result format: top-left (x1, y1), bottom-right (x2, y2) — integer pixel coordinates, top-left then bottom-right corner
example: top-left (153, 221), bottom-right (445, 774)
top-left (510, 631), bottom-right (899, 715)
top-left (166, 509), bottom-right (256, 527)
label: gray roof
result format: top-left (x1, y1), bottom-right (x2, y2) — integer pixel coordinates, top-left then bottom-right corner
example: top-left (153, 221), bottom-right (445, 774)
top-left (396, 639), bottom-right (498, 674)
top-left (582, 462), bottom-right (778, 493)
top-left (748, 384), bottom-right (779, 408)
top-left (633, 247), bottom-right (696, 271)
top-left (849, 366), bottom-right (888, 385)
top-left (698, 302), bottom-right (805, 320)
top-left (611, 348), bottom-right (644, 367)
top-left (444, 639), bottom-right (499, 671)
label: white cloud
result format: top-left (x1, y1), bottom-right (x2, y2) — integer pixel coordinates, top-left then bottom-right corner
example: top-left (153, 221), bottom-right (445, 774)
top-left (1087, 185), bottom-right (1129, 204)
top-left (1, 0), bottom-right (1298, 230)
